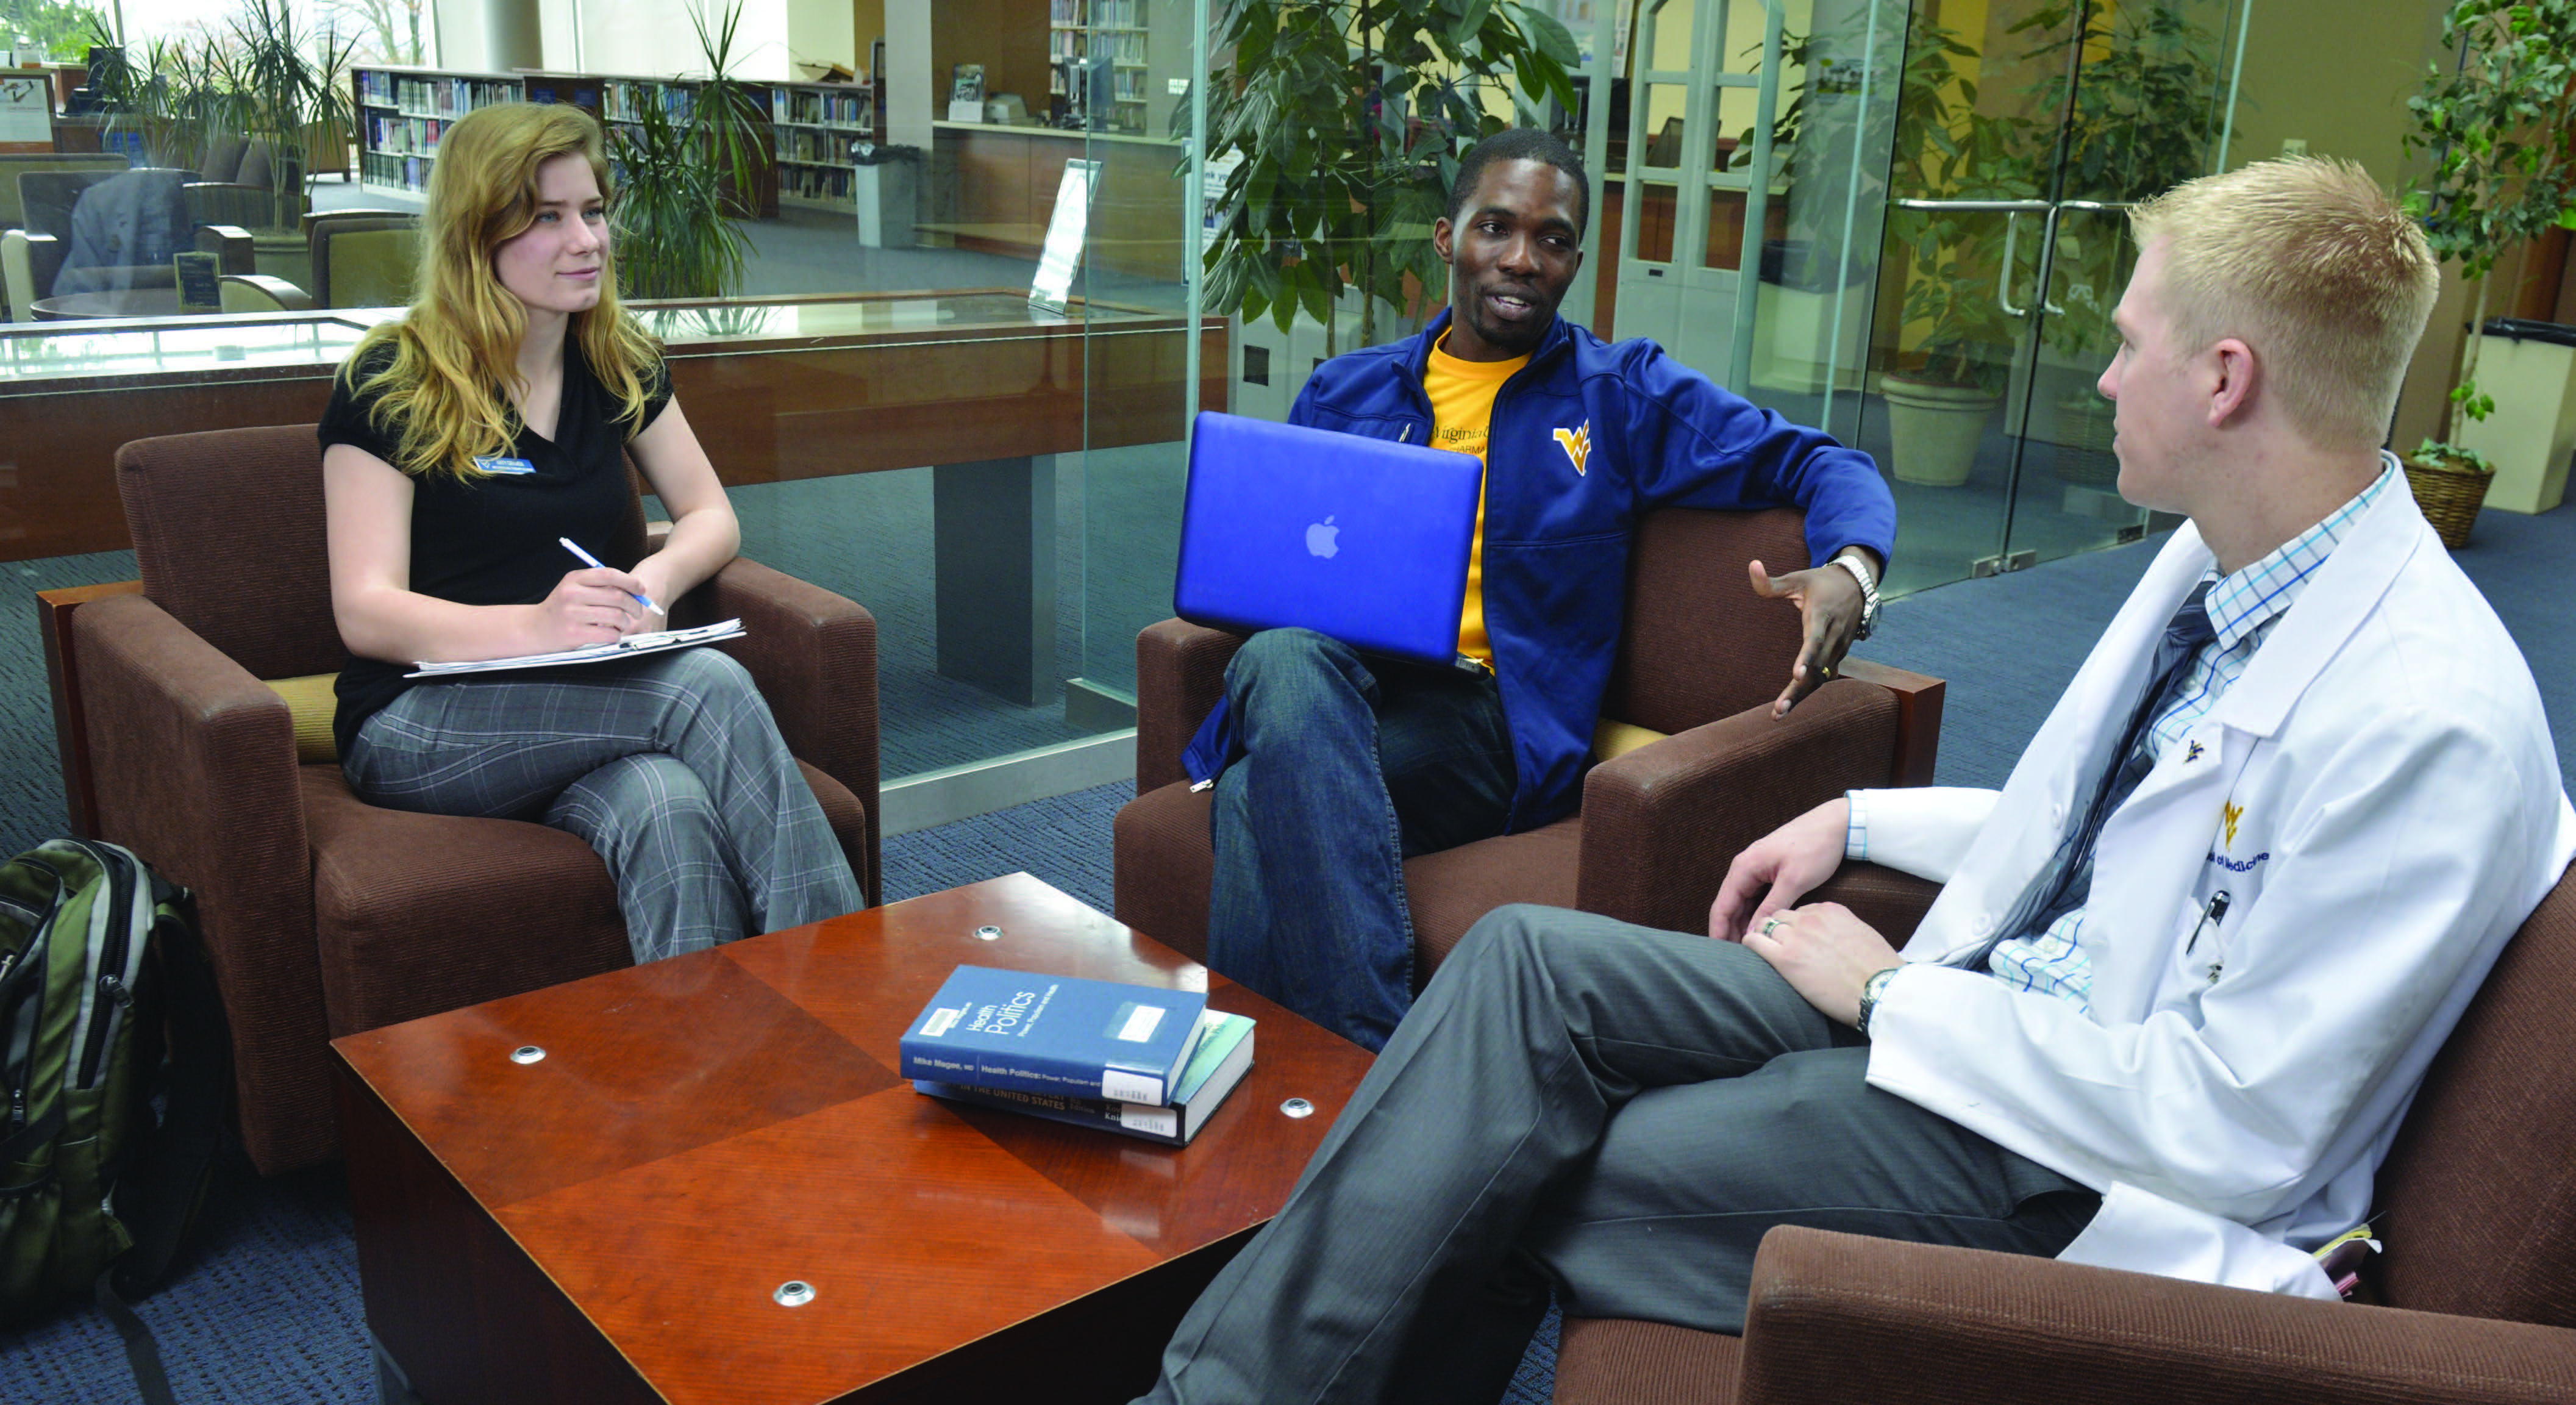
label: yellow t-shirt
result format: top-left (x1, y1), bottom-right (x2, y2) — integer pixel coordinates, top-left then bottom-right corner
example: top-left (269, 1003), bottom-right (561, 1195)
top-left (1423, 334), bottom-right (1530, 665)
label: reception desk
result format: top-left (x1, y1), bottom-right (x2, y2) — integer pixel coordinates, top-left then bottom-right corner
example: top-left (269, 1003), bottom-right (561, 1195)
top-left (922, 123), bottom-right (1187, 283)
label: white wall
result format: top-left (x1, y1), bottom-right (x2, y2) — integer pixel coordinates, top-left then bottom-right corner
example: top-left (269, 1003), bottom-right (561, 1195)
top-left (783, 0), bottom-right (855, 75)
top-left (579, 0), bottom-right (796, 79)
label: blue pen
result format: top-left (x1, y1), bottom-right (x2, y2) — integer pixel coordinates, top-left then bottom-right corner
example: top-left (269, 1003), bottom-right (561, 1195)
top-left (559, 536), bottom-right (665, 616)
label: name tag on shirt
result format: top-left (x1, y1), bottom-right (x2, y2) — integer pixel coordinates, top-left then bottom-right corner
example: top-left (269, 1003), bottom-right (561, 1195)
top-left (474, 456), bottom-right (536, 475)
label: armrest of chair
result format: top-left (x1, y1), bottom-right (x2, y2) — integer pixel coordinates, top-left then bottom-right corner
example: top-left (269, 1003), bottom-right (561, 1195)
top-left (218, 274), bottom-right (312, 312)
top-left (685, 556), bottom-right (879, 828)
top-left (194, 223), bottom-right (256, 275)
top-left (1835, 657), bottom-right (1944, 787)
top-left (1736, 1226), bottom-right (2576, 1405)
top-left (1574, 677), bottom-right (1897, 935)
top-left (2, 230), bottom-right (63, 318)
top-left (1135, 617), bottom-right (1247, 795)
top-left (73, 593), bottom-right (329, 1171)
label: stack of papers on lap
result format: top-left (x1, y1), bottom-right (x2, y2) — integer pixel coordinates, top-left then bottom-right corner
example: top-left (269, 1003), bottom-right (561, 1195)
top-left (405, 618), bottom-right (745, 678)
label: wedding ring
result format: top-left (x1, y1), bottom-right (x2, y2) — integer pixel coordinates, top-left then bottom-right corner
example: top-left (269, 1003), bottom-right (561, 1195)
top-left (1760, 915), bottom-right (1786, 938)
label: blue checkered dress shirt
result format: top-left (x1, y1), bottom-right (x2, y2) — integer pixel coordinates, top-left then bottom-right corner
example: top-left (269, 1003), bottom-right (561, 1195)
top-left (1848, 457), bottom-right (2397, 1014)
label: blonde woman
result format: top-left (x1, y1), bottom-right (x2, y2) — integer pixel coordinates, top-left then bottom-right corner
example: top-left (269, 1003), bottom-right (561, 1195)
top-left (319, 102), bottom-right (860, 962)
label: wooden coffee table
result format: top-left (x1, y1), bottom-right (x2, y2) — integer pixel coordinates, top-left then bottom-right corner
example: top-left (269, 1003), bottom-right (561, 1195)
top-left (332, 874), bottom-right (1375, 1405)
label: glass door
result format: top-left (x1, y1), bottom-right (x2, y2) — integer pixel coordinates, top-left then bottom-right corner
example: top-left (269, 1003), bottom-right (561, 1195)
top-left (1615, 0), bottom-right (1788, 390)
top-left (1861, 0), bottom-right (2247, 595)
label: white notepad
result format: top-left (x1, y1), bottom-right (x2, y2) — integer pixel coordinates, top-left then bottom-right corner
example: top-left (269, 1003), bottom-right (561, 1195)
top-left (405, 618), bottom-right (745, 679)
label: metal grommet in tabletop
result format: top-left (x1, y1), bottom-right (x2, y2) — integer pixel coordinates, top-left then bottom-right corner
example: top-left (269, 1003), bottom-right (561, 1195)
top-left (774, 1281), bottom-right (816, 1307)
top-left (509, 1046), bottom-right (546, 1065)
top-left (974, 925), bottom-right (1004, 942)
top-left (1279, 1098), bottom-right (1315, 1119)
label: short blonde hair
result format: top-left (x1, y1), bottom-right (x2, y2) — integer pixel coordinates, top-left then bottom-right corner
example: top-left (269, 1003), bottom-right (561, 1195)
top-left (2128, 157), bottom-right (2438, 450)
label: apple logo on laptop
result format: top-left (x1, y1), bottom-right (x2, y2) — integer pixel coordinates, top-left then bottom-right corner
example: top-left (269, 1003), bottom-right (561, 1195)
top-left (1306, 515), bottom-right (1340, 559)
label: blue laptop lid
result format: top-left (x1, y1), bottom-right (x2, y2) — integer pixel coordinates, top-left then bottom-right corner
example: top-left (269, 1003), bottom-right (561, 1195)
top-left (1176, 412), bottom-right (1484, 666)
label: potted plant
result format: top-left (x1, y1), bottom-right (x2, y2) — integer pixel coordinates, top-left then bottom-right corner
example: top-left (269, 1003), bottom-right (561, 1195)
top-left (612, 0), bottom-right (768, 301)
top-left (1196, 0), bottom-right (1580, 349)
top-left (1875, 10), bottom-right (2030, 486)
top-left (2400, 0), bottom-right (2576, 548)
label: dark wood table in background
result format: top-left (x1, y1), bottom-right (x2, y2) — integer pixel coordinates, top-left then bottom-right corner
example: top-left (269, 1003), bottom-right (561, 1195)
top-left (332, 873), bottom-right (1374, 1405)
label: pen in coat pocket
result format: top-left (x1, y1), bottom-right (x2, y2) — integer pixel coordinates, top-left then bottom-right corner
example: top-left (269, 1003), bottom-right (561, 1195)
top-left (560, 536), bottom-right (664, 615)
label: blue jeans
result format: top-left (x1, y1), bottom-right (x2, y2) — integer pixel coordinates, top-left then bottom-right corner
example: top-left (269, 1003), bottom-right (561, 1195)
top-left (1207, 629), bottom-right (1516, 1051)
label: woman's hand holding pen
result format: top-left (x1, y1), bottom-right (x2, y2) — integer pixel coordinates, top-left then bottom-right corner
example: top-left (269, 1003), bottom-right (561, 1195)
top-left (536, 567), bottom-right (649, 648)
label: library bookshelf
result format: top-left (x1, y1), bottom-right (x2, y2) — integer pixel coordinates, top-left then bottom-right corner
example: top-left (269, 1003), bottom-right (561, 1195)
top-left (1047, 0), bottom-right (1152, 136)
top-left (352, 65), bottom-right (877, 215)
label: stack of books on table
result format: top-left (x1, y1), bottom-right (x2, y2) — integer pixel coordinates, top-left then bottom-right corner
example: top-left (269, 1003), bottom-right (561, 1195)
top-left (900, 966), bottom-right (1257, 1146)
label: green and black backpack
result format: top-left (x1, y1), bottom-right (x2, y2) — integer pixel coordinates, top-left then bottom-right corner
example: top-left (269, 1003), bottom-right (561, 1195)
top-left (0, 839), bottom-right (230, 1404)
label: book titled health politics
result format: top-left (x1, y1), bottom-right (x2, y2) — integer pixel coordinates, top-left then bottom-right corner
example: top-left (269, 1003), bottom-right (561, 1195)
top-left (899, 965), bottom-right (1209, 1106)
top-left (914, 1010), bottom-right (1256, 1146)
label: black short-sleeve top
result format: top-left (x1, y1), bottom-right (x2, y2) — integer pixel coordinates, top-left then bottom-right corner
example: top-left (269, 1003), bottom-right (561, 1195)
top-left (317, 335), bottom-right (674, 759)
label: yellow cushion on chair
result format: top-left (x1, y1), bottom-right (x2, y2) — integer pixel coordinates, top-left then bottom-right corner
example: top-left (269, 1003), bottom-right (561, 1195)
top-left (263, 673), bottom-right (341, 764)
top-left (1592, 718), bottom-right (1669, 762)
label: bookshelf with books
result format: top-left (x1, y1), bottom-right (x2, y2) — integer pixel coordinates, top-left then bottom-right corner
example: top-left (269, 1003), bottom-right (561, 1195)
top-left (1047, 0), bottom-right (1152, 136)
top-left (767, 79), bottom-right (877, 212)
top-left (353, 65), bottom-right (780, 218)
top-left (353, 66), bottom-right (526, 195)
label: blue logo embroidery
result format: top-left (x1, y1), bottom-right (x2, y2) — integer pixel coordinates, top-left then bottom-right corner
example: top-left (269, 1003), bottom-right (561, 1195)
top-left (2207, 849), bottom-right (2269, 873)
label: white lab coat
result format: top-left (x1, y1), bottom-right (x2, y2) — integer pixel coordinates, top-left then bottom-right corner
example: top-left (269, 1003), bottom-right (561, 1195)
top-left (1854, 480), bottom-right (2575, 1297)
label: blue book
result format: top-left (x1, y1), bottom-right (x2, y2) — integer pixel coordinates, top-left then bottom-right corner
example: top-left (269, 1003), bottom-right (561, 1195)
top-left (899, 965), bottom-right (1210, 1106)
top-left (915, 1010), bottom-right (1257, 1146)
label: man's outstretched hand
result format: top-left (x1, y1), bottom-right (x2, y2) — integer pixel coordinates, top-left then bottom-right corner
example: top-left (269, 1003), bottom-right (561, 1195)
top-left (1748, 557), bottom-right (1866, 718)
top-left (1710, 796), bottom-right (1852, 943)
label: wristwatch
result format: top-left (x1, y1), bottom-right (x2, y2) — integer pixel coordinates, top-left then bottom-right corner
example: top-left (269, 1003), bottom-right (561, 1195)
top-left (1856, 965), bottom-right (1902, 1039)
top-left (1829, 551), bottom-right (1881, 642)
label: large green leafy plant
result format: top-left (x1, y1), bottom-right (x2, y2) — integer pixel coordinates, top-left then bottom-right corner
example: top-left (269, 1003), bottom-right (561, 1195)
top-left (1199, 0), bottom-right (1580, 346)
top-left (2403, 0), bottom-right (2576, 464)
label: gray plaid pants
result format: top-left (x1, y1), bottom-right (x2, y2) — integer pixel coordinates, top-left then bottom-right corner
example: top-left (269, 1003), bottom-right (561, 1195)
top-left (343, 646), bottom-right (862, 963)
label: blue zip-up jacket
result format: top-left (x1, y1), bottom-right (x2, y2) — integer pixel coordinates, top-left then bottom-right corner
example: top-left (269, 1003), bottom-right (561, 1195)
top-left (1186, 307), bottom-right (1897, 834)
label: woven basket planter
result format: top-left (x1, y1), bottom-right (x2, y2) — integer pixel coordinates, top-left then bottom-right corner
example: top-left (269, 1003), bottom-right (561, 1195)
top-left (2402, 452), bottom-right (2494, 551)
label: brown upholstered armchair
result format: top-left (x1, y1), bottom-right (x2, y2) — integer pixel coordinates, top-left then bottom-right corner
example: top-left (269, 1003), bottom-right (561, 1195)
top-left (73, 425), bottom-right (882, 1174)
top-left (1113, 506), bottom-right (1945, 981)
top-left (1552, 866), bottom-right (2576, 1404)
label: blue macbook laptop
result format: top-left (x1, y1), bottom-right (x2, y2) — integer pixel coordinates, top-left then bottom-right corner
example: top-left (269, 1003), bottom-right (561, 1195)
top-left (1175, 412), bottom-right (1485, 666)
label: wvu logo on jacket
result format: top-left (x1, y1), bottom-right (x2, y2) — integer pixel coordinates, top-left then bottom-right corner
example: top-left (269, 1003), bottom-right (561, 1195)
top-left (1554, 421), bottom-right (1593, 476)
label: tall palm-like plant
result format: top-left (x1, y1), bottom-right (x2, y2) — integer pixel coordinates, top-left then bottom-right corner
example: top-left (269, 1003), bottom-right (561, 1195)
top-left (613, 91), bottom-right (747, 299)
top-left (88, 29), bottom-right (230, 170)
top-left (2403, 0), bottom-right (2576, 460)
top-left (230, 0), bottom-right (358, 227)
top-left (610, 0), bottom-right (765, 300)
top-left (1198, 0), bottom-right (1580, 346)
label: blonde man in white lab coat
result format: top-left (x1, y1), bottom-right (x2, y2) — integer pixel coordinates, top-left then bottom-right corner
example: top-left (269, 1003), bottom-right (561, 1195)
top-left (1128, 157), bottom-right (2574, 1405)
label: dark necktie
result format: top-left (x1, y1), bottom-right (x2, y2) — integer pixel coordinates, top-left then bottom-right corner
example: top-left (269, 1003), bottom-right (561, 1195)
top-left (1955, 581), bottom-right (2219, 973)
